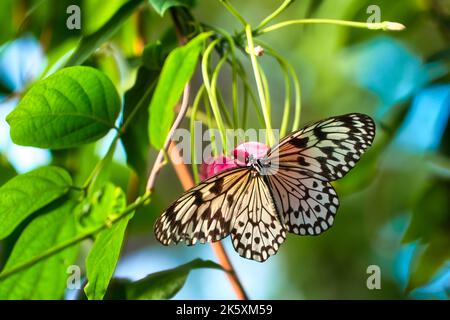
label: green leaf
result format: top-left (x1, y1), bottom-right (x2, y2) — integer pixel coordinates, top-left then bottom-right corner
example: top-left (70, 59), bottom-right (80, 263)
top-left (403, 180), bottom-right (450, 244)
top-left (148, 0), bottom-right (196, 16)
top-left (122, 43), bottom-right (164, 175)
top-left (406, 235), bottom-right (450, 293)
top-left (0, 166), bottom-right (72, 240)
top-left (0, 154), bottom-right (16, 185)
top-left (124, 259), bottom-right (222, 299)
top-left (77, 183), bottom-right (127, 229)
top-left (141, 41), bottom-right (166, 70)
top-left (0, 199), bottom-right (81, 299)
top-left (84, 185), bottom-right (132, 300)
top-left (7, 66), bottom-right (121, 149)
top-left (149, 32), bottom-right (210, 150)
top-left (65, 0), bottom-right (144, 66)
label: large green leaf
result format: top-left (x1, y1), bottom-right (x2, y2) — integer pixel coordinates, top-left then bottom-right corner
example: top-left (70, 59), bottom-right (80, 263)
top-left (0, 166), bottom-right (72, 239)
top-left (148, 32), bottom-right (210, 150)
top-left (0, 199), bottom-right (81, 299)
top-left (84, 184), bottom-right (132, 300)
top-left (7, 66), bottom-right (121, 149)
top-left (65, 0), bottom-right (144, 66)
top-left (124, 259), bottom-right (222, 299)
top-left (148, 0), bottom-right (197, 16)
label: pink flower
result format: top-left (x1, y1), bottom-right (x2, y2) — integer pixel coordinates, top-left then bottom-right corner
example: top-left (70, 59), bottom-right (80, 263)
top-left (199, 142), bottom-right (269, 181)
top-left (199, 155), bottom-right (236, 181)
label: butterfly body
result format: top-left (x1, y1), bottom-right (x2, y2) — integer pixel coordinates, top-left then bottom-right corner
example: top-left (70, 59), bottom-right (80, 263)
top-left (154, 113), bottom-right (375, 262)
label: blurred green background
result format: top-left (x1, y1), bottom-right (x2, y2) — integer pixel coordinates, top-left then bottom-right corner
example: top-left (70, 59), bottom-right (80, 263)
top-left (0, 0), bottom-right (449, 299)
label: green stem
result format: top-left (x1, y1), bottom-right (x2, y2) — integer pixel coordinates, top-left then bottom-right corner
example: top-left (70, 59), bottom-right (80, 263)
top-left (202, 39), bottom-right (228, 152)
top-left (216, 90), bottom-right (234, 129)
top-left (274, 58), bottom-right (291, 138)
top-left (121, 81), bottom-right (157, 132)
top-left (81, 135), bottom-right (119, 190)
top-left (245, 24), bottom-right (275, 145)
top-left (242, 79), bottom-right (249, 128)
top-left (255, 0), bottom-right (295, 31)
top-left (83, 79), bottom-right (156, 191)
top-left (0, 192), bottom-right (152, 281)
top-left (186, 108), bottom-right (218, 127)
top-left (212, 53), bottom-right (234, 129)
top-left (290, 67), bottom-right (302, 131)
top-left (234, 60), bottom-right (265, 127)
top-left (259, 19), bottom-right (406, 35)
top-left (204, 93), bottom-right (218, 156)
top-left (203, 24), bottom-right (264, 129)
top-left (219, 0), bottom-right (247, 27)
top-left (257, 64), bottom-right (272, 125)
top-left (258, 41), bottom-right (302, 133)
top-left (190, 85), bottom-right (206, 183)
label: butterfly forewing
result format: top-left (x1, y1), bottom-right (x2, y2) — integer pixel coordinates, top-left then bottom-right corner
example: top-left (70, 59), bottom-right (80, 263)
top-left (231, 172), bottom-right (286, 262)
top-left (154, 167), bottom-right (252, 246)
top-left (268, 113), bottom-right (375, 181)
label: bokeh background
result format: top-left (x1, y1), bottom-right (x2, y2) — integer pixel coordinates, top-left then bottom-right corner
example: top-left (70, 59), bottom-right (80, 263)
top-left (0, 0), bottom-right (449, 299)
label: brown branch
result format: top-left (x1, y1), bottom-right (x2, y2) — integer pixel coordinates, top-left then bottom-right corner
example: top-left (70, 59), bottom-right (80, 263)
top-left (167, 142), bottom-right (249, 300)
top-left (146, 84), bottom-right (191, 192)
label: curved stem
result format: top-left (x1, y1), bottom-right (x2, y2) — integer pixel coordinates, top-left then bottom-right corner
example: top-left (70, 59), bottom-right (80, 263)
top-left (219, 0), bottom-right (247, 27)
top-left (234, 61), bottom-right (265, 127)
top-left (245, 24), bottom-right (275, 145)
top-left (146, 84), bottom-right (190, 192)
top-left (255, 0), bottom-right (295, 31)
top-left (204, 93), bottom-right (219, 157)
top-left (190, 85), bottom-right (205, 183)
top-left (257, 40), bottom-right (302, 132)
top-left (202, 39), bottom-right (228, 151)
top-left (259, 19), bottom-right (406, 35)
top-left (212, 53), bottom-right (234, 131)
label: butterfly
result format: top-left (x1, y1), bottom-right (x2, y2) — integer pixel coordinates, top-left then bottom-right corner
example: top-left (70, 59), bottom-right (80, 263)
top-left (154, 113), bottom-right (375, 262)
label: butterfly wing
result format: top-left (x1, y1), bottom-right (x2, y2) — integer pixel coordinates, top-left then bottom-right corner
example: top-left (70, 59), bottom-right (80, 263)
top-left (268, 113), bottom-right (375, 181)
top-left (267, 169), bottom-right (339, 235)
top-left (155, 113), bottom-right (375, 259)
top-left (154, 167), bottom-right (252, 246)
top-left (231, 172), bottom-right (286, 262)
top-left (266, 113), bottom-right (374, 235)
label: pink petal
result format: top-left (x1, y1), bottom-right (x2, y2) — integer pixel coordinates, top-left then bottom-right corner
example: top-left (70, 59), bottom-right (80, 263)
top-left (199, 142), bottom-right (269, 180)
top-left (199, 155), bottom-right (237, 181)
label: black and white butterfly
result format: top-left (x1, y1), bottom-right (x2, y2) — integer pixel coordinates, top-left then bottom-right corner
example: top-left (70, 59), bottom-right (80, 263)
top-left (154, 113), bottom-right (375, 262)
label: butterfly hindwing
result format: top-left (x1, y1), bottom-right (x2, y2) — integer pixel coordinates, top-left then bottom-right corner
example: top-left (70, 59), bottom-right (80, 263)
top-left (268, 113), bottom-right (375, 181)
top-left (154, 167), bottom-right (252, 246)
top-left (267, 167), bottom-right (339, 235)
top-left (231, 172), bottom-right (286, 262)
